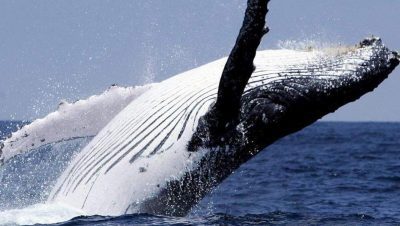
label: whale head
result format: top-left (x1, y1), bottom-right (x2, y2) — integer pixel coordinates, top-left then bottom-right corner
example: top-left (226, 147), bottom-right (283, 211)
top-left (234, 37), bottom-right (399, 155)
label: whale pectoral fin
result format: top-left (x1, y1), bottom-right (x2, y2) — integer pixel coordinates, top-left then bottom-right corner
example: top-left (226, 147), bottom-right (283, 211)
top-left (0, 85), bottom-right (153, 167)
top-left (215, 0), bottom-right (269, 123)
top-left (188, 0), bottom-right (270, 151)
top-left (214, 0), bottom-right (269, 127)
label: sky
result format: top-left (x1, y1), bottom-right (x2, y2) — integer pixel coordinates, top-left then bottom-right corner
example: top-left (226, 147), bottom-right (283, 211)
top-left (0, 0), bottom-right (399, 121)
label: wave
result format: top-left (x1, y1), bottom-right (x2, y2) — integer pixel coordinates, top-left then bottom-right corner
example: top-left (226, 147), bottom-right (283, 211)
top-left (1, 209), bottom-right (395, 226)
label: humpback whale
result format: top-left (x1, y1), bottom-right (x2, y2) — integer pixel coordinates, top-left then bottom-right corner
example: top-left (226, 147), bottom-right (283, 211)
top-left (1, 0), bottom-right (398, 219)
top-left (45, 38), bottom-right (398, 216)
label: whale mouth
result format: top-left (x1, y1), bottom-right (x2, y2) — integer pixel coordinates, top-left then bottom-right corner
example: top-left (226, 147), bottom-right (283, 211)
top-left (238, 37), bottom-right (399, 151)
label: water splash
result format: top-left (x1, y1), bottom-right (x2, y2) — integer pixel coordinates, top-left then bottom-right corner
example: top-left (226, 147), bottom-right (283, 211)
top-left (277, 39), bottom-right (338, 51)
top-left (29, 74), bottom-right (87, 121)
top-left (0, 138), bottom-right (90, 211)
top-left (277, 38), bottom-right (359, 59)
top-left (0, 203), bottom-right (85, 226)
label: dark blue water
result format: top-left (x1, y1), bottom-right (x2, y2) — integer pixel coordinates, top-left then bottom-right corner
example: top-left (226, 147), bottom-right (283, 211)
top-left (1, 121), bottom-right (399, 225)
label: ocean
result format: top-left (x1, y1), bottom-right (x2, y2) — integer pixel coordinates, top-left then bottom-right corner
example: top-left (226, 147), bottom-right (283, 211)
top-left (0, 121), bottom-right (399, 225)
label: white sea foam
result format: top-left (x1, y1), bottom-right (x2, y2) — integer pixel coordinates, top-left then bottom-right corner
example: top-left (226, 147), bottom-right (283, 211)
top-left (0, 203), bottom-right (85, 226)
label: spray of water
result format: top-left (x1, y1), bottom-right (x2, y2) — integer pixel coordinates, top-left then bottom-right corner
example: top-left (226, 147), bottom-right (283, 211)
top-left (276, 38), bottom-right (357, 58)
top-left (0, 203), bottom-right (85, 225)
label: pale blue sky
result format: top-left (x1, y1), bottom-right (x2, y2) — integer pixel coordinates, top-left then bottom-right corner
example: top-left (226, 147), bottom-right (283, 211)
top-left (0, 0), bottom-right (399, 121)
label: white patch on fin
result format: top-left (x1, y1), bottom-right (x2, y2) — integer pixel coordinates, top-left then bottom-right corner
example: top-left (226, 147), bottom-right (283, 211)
top-left (0, 84), bottom-right (153, 166)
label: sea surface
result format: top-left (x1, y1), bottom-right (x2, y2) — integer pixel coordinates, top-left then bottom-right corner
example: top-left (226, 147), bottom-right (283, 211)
top-left (0, 121), bottom-right (399, 225)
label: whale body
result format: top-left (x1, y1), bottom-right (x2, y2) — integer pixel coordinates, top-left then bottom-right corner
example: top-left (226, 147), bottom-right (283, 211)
top-left (45, 38), bottom-right (398, 216)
